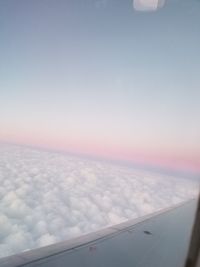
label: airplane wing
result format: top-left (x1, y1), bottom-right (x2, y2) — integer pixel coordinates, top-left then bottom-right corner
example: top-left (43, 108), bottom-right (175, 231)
top-left (0, 199), bottom-right (197, 267)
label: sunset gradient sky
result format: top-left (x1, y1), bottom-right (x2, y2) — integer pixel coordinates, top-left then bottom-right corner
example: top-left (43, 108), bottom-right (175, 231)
top-left (0, 0), bottom-right (200, 174)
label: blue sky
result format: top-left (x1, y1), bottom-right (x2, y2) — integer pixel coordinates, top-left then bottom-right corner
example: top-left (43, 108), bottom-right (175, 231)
top-left (0, 0), bottom-right (200, 173)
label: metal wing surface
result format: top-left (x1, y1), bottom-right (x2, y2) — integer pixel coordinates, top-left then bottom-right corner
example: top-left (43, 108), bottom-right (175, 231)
top-left (0, 199), bottom-right (196, 267)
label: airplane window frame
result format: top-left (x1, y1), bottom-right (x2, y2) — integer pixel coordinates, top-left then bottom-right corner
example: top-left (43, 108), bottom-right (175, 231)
top-left (185, 193), bottom-right (200, 267)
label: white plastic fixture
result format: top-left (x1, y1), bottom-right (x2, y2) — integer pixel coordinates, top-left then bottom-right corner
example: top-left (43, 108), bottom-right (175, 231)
top-left (133, 0), bottom-right (165, 11)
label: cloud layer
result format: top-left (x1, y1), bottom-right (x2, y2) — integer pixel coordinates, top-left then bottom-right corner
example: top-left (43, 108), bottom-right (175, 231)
top-left (0, 144), bottom-right (198, 258)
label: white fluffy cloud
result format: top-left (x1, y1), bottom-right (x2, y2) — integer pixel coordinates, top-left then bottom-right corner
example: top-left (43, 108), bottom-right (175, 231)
top-left (0, 144), bottom-right (198, 258)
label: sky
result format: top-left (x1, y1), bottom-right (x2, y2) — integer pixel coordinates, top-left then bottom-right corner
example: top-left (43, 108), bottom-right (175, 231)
top-left (0, 0), bottom-right (200, 174)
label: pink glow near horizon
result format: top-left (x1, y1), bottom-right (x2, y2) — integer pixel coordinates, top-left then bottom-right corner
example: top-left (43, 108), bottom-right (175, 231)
top-left (1, 132), bottom-right (199, 174)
